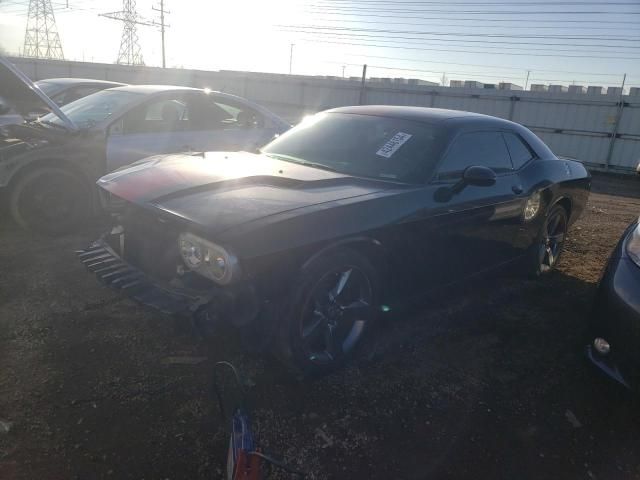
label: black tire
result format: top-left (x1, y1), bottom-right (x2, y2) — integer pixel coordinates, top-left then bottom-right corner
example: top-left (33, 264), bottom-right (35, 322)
top-left (525, 204), bottom-right (569, 277)
top-left (9, 166), bottom-right (90, 234)
top-left (276, 248), bottom-right (381, 376)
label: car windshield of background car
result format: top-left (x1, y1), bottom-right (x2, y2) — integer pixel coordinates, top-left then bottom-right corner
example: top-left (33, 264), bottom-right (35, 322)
top-left (40, 90), bottom-right (142, 129)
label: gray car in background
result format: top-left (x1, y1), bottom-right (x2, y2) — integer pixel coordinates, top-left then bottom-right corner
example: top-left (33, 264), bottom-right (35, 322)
top-left (35, 78), bottom-right (127, 107)
top-left (0, 56), bottom-right (292, 233)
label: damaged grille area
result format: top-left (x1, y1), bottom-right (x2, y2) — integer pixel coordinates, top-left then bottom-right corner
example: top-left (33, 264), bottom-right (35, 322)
top-left (110, 205), bottom-right (182, 282)
top-left (77, 243), bottom-right (204, 315)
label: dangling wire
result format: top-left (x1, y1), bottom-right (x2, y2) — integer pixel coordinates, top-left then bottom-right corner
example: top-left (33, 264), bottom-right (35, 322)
top-left (213, 360), bottom-right (245, 421)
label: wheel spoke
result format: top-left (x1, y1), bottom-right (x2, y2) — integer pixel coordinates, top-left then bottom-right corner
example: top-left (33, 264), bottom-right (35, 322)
top-left (324, 323), bottom-right (341, 360)
top-left (330, 269), bottom-right (352, 300)
top-left (302, 315), bottom-right (325, 341)
top-left (340, 298), bottom-right (372, 321)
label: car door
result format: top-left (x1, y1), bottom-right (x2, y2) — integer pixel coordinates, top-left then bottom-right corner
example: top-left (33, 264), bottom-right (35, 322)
top-left (420, 130), bottom-right (525, 285)
top-left (182, 92), bottom-right (280, 153)
top-left (105, 93), bottom-right (195, 171)
top-left (502, 131), bottom-right (549, 256)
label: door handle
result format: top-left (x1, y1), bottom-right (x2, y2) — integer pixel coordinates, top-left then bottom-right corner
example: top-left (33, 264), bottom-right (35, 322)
top-left (512, 185), bottom-right (524, 194)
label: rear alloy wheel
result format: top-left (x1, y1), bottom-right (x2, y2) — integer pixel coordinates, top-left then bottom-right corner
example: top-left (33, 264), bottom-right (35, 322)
top-left (280, 248), bottom-right (380, 375)
top-left (9, 167), bottom-right (90, 234)
top-left (531, 204), bottom-right (568, 276)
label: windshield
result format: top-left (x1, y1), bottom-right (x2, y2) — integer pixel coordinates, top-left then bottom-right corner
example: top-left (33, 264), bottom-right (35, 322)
top-left (40, 89), bottom-right (142, 129)
top-left (262, 112), bottom-right (445, 183)
top-left (35, 80), bottom-right (61, 97)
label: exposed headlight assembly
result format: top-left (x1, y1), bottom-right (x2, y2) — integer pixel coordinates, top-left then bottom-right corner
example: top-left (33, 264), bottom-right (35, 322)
top-left (626, 221), bottom-right (640, 268)
top-left (178, 232), bottom-right (240, 285)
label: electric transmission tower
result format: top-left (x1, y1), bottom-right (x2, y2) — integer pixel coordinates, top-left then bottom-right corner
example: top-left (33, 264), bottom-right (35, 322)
top-left (23, 0), bottom-right (65, 59)
top-left (100, 0), bottom-right (152, 65)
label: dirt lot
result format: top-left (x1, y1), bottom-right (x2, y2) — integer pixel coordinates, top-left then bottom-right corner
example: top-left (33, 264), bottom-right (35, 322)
top-left (1, 173), bottom-right (640, 480)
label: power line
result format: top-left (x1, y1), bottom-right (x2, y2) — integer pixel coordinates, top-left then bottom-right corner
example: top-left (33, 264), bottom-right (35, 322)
top-left (302, 10), bottom-right (640, 24)
top-left (278, 24), bottom-right (640, 42)
top-left (321, 0), bottom-right (640, 4)
top-left (0, 0), bottom-right (109, 16)
top-left (308, 4), bottom-right (640, 14)
top-left (279, 29), bottom-right (640, 53)
top-left (296, 16), bottom-right (640, 31)
top-left (293, 36), bottom-right (640, 61)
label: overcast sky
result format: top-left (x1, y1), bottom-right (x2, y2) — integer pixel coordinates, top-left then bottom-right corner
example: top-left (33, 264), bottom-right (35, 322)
top-left (0, 0), bottom-right (638, 88)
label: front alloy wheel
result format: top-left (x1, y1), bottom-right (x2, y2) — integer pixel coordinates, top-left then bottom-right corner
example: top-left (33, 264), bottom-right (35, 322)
top-left (301, 267), bottom-right (373, 365)
top-left (280, 248), bottom-right (380, 375)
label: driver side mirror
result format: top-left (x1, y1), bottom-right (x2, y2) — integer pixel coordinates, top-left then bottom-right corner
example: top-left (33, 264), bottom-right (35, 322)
top-left (434, 165), bottom-right (497, 202)
top-left (461, 165), bottom-right (497, 187)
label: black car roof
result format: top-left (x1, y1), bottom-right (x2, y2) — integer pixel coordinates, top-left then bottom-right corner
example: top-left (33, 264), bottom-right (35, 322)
top-left (326, 105), bottom-right (556, 159)
top-left (326, 105), bottom-right (513, 127)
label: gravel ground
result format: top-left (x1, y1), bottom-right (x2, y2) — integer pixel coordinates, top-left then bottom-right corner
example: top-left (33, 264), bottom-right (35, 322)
top-left (1, 173), bottom-right (640, 480)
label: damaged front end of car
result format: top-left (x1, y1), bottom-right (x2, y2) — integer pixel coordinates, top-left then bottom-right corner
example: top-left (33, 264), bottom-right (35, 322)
top-left (77, 200), bottom-right (264, 335)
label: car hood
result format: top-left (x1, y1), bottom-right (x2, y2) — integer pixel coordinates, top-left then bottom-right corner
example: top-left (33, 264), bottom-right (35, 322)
top-left (0, 56), bottom-right (77, 131)
top-left (98, 151), bottom-right (393, 234)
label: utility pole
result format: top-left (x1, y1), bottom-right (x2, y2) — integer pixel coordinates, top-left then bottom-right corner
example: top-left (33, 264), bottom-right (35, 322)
top-left (289, 43), bottom-right (294, 75)
top-left (359, 64), bottom-right (367, 105)
top-left (524, 70), bottom-right (531, 91)
top-left (100, 0), bottom-right (153, 65)
top-left (23, 0), bottom-right (65, 59)
top-left (342, 65), bottom-right (345, 78)
top-left (441, 72), bottom-right (447, 87)
top-left (604, 73), bottom-right (627, 170)
top-left (152, 0), bottom-right (170, 68)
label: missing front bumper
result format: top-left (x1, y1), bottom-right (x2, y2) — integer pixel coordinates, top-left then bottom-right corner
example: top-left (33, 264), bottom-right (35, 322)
top-left (77, 241), bottom-right (213, 316)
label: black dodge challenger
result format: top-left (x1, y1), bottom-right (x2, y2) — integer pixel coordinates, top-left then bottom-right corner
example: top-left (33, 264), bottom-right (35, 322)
top-left (79, 106), bottom-right (591, 374)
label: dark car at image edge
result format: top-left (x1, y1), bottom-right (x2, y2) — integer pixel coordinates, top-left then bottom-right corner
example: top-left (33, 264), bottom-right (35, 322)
top-left (78, 105), bottom-right (591, 375)
top-left (587, 217), bottom-right (640, 389)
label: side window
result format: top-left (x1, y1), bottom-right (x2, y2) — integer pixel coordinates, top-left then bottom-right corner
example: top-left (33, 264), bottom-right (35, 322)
top-left (503, 132), bottom-right (535, 170)
top-left (438, 131), bottom-right (513, 180)
top-left (188, 95), bottom-right (265, 131)
top-left (121, 96), bottom-right (189, 134)
top-left (214, 98), bottom-right (265, 129)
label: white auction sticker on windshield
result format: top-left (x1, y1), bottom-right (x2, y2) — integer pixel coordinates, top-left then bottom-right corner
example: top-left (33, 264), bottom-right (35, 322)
top-left (376, 132), bottom-right (413, 158)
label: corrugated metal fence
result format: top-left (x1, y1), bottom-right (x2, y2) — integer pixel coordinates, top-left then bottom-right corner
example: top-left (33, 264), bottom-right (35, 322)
top-left (9, 57), bottom-right (640, 174)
